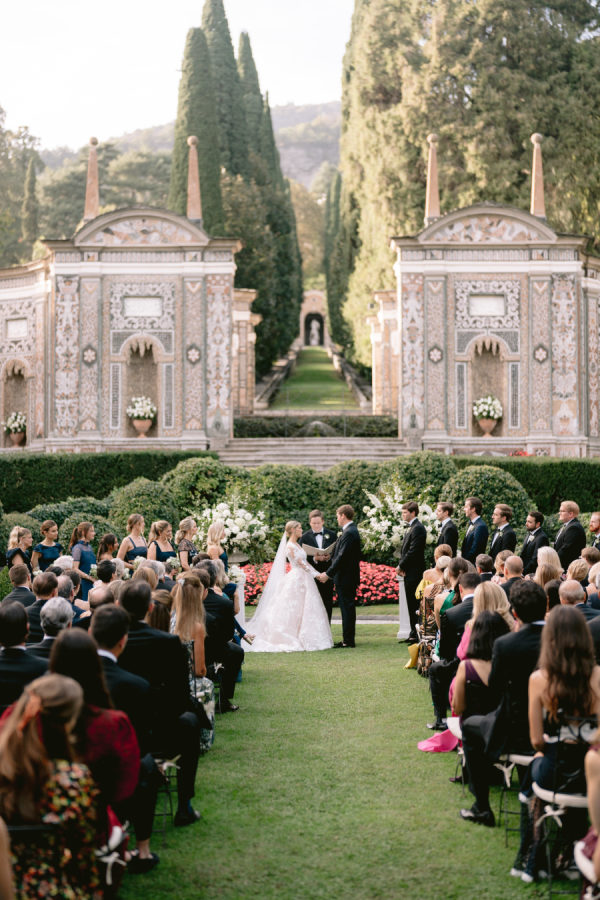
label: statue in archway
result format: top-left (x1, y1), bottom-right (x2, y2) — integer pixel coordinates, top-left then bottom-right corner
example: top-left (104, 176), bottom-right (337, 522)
top-left (309, 319), bottom-right (321, 346)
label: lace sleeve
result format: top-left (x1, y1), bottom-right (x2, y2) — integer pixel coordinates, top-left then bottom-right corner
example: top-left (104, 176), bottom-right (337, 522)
top-left (287, 543), bottom-right (319, 577)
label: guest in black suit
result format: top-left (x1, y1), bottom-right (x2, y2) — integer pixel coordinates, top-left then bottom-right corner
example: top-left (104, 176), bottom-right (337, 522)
top-left (427, 571), bottom-right (481, 730)
top-left (301, 509), bottom-right (337, 622)
top-left (559, 578), bottom-right (600, 621)
top-left (590, 511), bottom-right (600, 551)
top-left (436, 502), bottom-right (458, 557)
top-left (589, 612), bottom-right (600, 664)
top-left (1, 564), bottom-right (36, 608)
top-left (26, 571), bottom-right (59, 644)
top-left (117, 580), bottom-right (202, 827)
top-left (459, 580), bottom-right (546, 827)
top-left (396, 501), bottom-right (427, 642)
top-left (319, 504), bottom-right (361, 648)
top-left (196, 560), bottom-right (244, 710)
top-left (488, 504), bottom-right (517, 561)
top-left (500, 556), bottom-right (524, 601)
top-left (460, 497), bottom-right (489, 564)
top-left (519, 510), bottom-right (550, 576)
top-left (554, 500), bottom-right (587, 570)
top-left (27, 596), bottom-right (73, 660)
top-left (0, 602), bottom-right (47, 710)
top-left (475, 554), bottom-right (494, 582)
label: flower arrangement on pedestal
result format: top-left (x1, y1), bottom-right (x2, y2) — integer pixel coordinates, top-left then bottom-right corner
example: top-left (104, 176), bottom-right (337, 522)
top-left (2, 411), bottom-right (27, 445)
top-left (472, 395), bottom-right (503, 436)
top-left (191, 497), bottom-right (273, 566)
top-left (360, 486), bottom-right (438, 558)
top-left (126, 396), bottom-right (157, 437)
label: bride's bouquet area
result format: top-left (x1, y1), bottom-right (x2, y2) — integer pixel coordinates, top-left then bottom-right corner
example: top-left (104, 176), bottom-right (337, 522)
top-left (191, 496), bottom-right (273, 565)
top-left (360, 484), bottom-right (439, 565)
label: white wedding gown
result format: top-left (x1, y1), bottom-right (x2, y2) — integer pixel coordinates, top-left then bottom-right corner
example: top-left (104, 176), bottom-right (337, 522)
top-left (246, 541), bottom-right (333, 652)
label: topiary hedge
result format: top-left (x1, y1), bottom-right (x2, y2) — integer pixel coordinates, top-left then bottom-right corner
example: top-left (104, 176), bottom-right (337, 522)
top-left (440, 465), bottom-right (532, 538)
top-left (321, 460), bottom-right (385, 526)
top-left (0, 567), bottom-right (12, 600)
top-left (161, 457), bottom-right (247, 516)
top-left (236, 465), bottom-right (326, 535)
top-left (234, 416), bottom-right (398, 438)
top-left (0, 513), bottom-right (42, 566)
top-left (58, 514), bottom-right (120, 555)
top-left (27, 496), bottom-right (110, 528)
top-left (380, 451), bottom-right (458, 501)
top-left (108, 478), bottom-right (180, 535)
top-left (0, 450), bottom-right (215, 513)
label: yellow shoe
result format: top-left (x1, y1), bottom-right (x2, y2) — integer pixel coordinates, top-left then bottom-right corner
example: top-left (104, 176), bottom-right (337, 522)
top-left (404, 643), bottom-right (419, 669)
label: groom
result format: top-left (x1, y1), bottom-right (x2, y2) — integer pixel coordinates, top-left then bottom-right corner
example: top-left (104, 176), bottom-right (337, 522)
top-left (318, 504), bottom-right (361, 648)
top-left (302, 509), bottom-right (337, 622)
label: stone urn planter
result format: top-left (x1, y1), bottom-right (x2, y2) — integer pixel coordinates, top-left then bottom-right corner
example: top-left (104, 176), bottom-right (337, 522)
top-left (132, 419), bottom-right (152, 438)
top-left (8, 431), bottom-right (25, 447)
top-left (228, 550), bottom-right (249, 565)
top-left (477, 417), bottom-right (498, 438)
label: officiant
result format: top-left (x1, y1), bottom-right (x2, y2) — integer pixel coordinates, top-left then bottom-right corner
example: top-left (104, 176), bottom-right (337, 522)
top-left (302, 510), bottom-right (337, 622)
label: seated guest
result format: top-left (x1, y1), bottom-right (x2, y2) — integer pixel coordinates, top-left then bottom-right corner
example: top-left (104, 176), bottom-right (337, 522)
top-left (544, 578), bottom-right (561, 614)
top-left (31, 520), bottom-right (63, 573)
top-left (475, 554), bottom-right (494, 582)
top-left (520, 510), bottom-right (549, 576)
top-left (162, 559), bottom-right (178, 592)
top-left (27, 597), bottom-right (73, 659)
top-left (74, 587), bottom-right (114, 632)
top-left (585, 738), bottom-right (600, 882)
top-left (26, 572), bottom-right (59, 644)
top-left (1, 565), bottom-right (35, 608)
top-left (587, 563), bottom-right (600, 610)
top-left (132, 565), bottom-right (158, 591)
top-left (117, 580), bottom-right (203, 826)
top-left (0, 603), bottom-right (47, 709)
top-left (452, 610), bottom-right (511, 721)
top-left (65, 567), bottom-right (82, 601)
top-left (433, 557), bottom-right (469, 630)
top-left (420, 556), bottom-right (452, 648)
top-left (567, 557), bottom-right (590, 589)
top-left (54, 555), bottom-right (75, 572)
top-left (583, 547), bottom-right (600, 569)
top-left (559, 578), bottom-right (600, 621)
top-left (56, 573), bottom-right (82, 624)
top-left (459, 580), bottom-right (547, 827)
top-left (427, 571), bottom-right (480, 731)
top-left (0, 818), bottom-right (14, 900)
top-left (95, 559), bottom-right (117, 586)
top-left (146, 590), bottom-right (172, 632)
top-left (139, 558), bottom-right (166, 588)
top-left (418, 544), bottom-right (453, 596)
top-left (536, 545), bottom-right (563, 573)
top-left (500, 555), bottom-right (523, 600)
top-left (0, 674), bottom-right (101, 898)
top-left (6, 527), bottom-right (33, 575)
top-left (534, 563), bottom-right (562, 592)
top-left (196, 559), bottom-right (244, 713)
top-left (455, 581), bottom-right (514, 663)
top-left (491, 549), bottom-right (512, 584)
top-left (554, 500), bottom-right (587, 570)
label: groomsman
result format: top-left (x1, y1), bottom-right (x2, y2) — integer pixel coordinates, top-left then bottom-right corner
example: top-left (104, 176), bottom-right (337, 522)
top-left (554, 500), bottom-right (587, 570)
top-left (488, 504), bottom-right (517, 561)
top-left (396, 501), bottom-right (427, 641)
top-left (460, 497), bottom-right (489, 564)
top-left (436, 502), bottom-right (458, 557)
top-left (590, 511), bottom-right (600, 551)
top-left (302, 509), bottom-right (337, 622)
top-left (520, 510), bottom-right (549, 575)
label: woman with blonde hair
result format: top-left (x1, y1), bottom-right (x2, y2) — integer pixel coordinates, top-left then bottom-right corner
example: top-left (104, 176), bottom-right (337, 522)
top-left (458, 580), bottom-right (515, 657)
top-left (535, 563), bottom-right (563, 591)
top-left (537, 545), bottom-right (563, 572)
top-left (567, 557), bottom-right (590, 586)
top-left (206, 520), bottom-right (228, 570)
top-left (117, 514), bottom-right (147, 571)
top-left (176, 517), bottom-right (199, 571)
top-left (132, 565), bottom-right (158, 591)
top-left (6, 526), bottom-right (33, 574)
top-left (492, 549), bottom-right (512, 584)
top-left (147, 520), bottom-right (175, 564)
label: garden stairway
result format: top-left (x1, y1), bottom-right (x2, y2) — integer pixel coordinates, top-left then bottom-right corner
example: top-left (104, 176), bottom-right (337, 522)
top-left (216, 437), bottom-right (410, 470)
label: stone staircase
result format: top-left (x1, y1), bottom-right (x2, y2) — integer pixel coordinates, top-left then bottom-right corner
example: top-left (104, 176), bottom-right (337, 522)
top-left (216, 437), bottom-right (409, 470)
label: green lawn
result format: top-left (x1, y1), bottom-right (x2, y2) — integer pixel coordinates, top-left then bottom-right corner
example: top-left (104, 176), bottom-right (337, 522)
top-left (246, 603), bottom-right (399, 621)
top-left (270, 347), bottom-right (359, 411)
top-left (121, 626), bottom-right (541, 900)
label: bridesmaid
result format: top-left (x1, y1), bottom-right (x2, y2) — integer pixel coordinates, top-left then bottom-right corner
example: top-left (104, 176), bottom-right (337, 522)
top-left (176, 517), bottom-right (199, 571)
top-left (69, 522), bottom-right (96, 605)
top-left (206, 520), bottom-right (228, 572)
top-left (147, 520), bottom-right (176, 564)
top-left (6, 526), bottom-right (33, 575)
top-left (31, 520), bottom-right (63, 572)
top-left (117, 514), bottom-right (147, 572)
top-left (96, 533), bottom-right (119, 562)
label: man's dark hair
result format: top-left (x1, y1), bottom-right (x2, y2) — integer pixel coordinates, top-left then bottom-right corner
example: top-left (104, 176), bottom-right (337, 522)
top-left (437, 501), bottom-right (454, 516)
top-left (46, 566), bottom-right (63, 577)
top-left (402, 501), bottom-right (419, 515)
top-left (57, 575), bottom-right (74, 600)
top-left (66, 569), bottom-right (81, 590)
top-left (32, 571), bottom-right (58, 599)
top-left (196, 560), bottom-right (217, 587)
top-left (0, 601), bottom-right (28, 647)
top-left (92, 604), bottom-right (129, 649)
top-left (465, 497), bottom-right (483, 516)
top-left (510, 580), bottom-right (547, 623)
top-left (96, 560), bottom-right (116, 584)
top-left (195, 568), bottom-right (210, 591)
top-left (529, 510), bottom-right (544, 527)
top-left (89, 588), bottom-right (114, 612)
top-left (8, 564), bottom-right (29, 587)
top-left (495, 503), bottom-right (513, 522)
top-left (119, 580), bottom-right (152, 619)
top-left (194, 552), bottom-right (210, 562)
top-left (475, 554), bottom-right (494, 574)
top-left (458, 572), bottom-right (481, 593)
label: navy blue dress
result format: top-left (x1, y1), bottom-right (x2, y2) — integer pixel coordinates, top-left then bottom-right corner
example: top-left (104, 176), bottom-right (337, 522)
top-left (124, 536), bottom-right (147, 564)
top-left (33, 542), bottom-right (63, 572)
top-left (149, 540), bottom-right (176, 563)
top-left (6, 547), bottom-right (32, 575)
top-left (220, 550), bottom-right (228, 573)
top-left (71, 540), bottom-right (96, 603)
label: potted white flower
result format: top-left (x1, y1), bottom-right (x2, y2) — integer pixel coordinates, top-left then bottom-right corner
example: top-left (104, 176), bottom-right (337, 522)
top-left (126, 396), bottom-right (157, 437)
top-left (2, 411), bottom-right (26, 446)
top-left (472, 395), bottom-right (503, 437)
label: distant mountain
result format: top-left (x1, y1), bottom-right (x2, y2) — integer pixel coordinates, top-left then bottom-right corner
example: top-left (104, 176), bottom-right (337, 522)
top-left (40, 102), bottom-right (341, 190)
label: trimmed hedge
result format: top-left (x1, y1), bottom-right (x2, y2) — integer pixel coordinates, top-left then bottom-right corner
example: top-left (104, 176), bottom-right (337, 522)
top-left (27, 497), bottom-right (110, 528)
top-left (0, 513), bottom-right (42, 566)
top-left (440, 465), bottom-right (533, 536)
top-left (0, 450), bottom-right (215, 513)
top-left (380, 451), bottom-right (458, 501)
top-left (234, 416), bottom-right (398, 438)
top-left (236, 465), bottom-right (326, 535)
top-left (108, 478), bottom-right (180, 534)
top-left (321, 460), bottom-right (385, 526)
top-left (161, 457), bottom-right (248, 516)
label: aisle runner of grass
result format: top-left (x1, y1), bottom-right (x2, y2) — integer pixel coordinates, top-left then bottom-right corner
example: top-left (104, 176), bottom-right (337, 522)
top-left (122, 626), bottom-right (537, 899)
top-left (270, 347), bottom-right (359, 411)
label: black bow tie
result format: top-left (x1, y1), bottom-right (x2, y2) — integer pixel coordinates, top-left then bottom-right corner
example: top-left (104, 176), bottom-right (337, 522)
top-left (314, 532), bottom-right (323, 536)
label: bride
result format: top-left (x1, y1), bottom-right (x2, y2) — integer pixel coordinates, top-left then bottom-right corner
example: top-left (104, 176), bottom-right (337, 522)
top-left (245, 520), bottom-right (333, 653)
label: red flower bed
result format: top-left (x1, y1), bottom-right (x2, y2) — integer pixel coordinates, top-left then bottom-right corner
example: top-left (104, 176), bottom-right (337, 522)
top-left (242, 560), bottom-right (398, 606)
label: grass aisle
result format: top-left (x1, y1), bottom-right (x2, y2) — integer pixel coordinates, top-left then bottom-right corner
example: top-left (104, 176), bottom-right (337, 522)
top-left (270, 347), bottom-right (358, 411)
top-left (121, 626), bottom-right (538, 899)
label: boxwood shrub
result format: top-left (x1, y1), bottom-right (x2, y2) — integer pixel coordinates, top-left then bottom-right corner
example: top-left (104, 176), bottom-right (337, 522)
top-left (440, 465), bottom-right (532, 536)
top-left (27, 496), bottom-right (110, 528)
top-left (380, 451), bottom-right (458, 501)
top-left (237, 464), bottom-right (326, 535)
top-left (322, 460), bottom-right (385, 526)
top-left (161, 457), bottom-right (247, 516)
top-left (234, 416), bottom-right (398, 438)
top-left (108, 478), bottom-right (180, 535)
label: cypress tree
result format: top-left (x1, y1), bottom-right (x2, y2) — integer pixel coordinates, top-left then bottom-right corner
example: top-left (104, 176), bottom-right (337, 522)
top-left (168, 27), bottom-right (224, 233)
top-left (20, 157), bottom-right (38, 254)
top-left (202, 0), bottom-right (249, 177)
top-left (238, 33), bottom-right (263, 159)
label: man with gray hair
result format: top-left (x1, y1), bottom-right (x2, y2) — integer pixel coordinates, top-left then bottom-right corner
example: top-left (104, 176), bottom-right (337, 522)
top-left (27, 596), bottom-right (73, 659)
top-left (559, 578), bottom-right (600, 622)
top-left (57, 574), bottom-right (82, 624)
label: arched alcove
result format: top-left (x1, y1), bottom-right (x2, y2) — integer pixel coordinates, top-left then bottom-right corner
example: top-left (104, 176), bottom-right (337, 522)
top-left (124, 338), bottom-right (159, 438)
top-left (469, 337), bottom-right (508, 437)
top-left (1, 360), bottom-right (30, 447)
top-left (304, 313), bottom-right (324, 346)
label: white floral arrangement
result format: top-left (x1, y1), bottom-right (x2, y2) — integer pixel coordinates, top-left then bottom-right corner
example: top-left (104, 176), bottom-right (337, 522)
top-left (191, 496), bottom-right (272, 565)
top-left (132, 556), bottom-right (145, 571)
top-left (125, 396), bottom-right (157, 421)
top-left (472, 395), bottom-right (503, 420)
top-left (2, 411), bottom-right (26, 435)
top-left (89, 564), bottom-right (98, 579)
top-left (228, 564), bottom-right (246, 585)
top-left (360, 485), bottom-right (439, 554)
top-left (166, 556), bottom-right (181, 572)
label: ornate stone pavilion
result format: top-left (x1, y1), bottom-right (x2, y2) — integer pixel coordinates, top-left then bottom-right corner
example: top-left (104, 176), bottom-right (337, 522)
top-left (370, 134), bottom-right (600, 457)
top-left (0, 137), bottom-right (260, 452)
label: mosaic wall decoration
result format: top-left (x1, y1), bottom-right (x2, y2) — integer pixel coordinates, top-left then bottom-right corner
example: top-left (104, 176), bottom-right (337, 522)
top-left (427, 214), bottom-right (546, 244)
top-left (79, 279), bottom-right (100, 431)
top-left (425, 279), bottom-right (446, 430)
top-left (530, 280), bottom-right (551, 431)
top-left (589, 294), bottom-right (599, 437)
top-left (54, 277), bottom-right (80, 436)
top-left (401, 273), bottom-right (425, 434)
top-left (551, 275), bottom-right (578, 435)
top-left (89, 218), bottom-right (196, 246)
top-left (454, 279), bottom-right (520, 353)
top-left (205, 274), bottom-right (232, 437)
top-left (183, 280), bottom-right (205, 431)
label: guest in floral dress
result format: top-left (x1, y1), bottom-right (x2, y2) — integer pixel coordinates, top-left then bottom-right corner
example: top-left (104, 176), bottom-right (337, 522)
top-left (0, 673), bottom-right (102, 900)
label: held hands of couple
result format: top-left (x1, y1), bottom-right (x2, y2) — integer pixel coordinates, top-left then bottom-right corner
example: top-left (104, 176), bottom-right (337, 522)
top-left (316, 573), bottom-right (329, 583)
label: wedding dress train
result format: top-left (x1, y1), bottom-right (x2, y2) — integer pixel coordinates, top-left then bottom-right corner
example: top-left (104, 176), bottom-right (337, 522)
top-left (246, 539), bottom-right (333, 653)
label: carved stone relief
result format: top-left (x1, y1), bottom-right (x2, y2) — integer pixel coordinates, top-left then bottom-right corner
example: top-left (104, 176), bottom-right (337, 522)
top-left (551, 275), bottom-right (578, 435)
top-left (401, 273), bottom-right (425, 434)
top-left (79, 280), bottom-right (100, 431)
top-left (184, 280), bottom-right (205, 431)
top-left (427, 215), bottom-right (547, 244)
top-left (425, 279), bottom-right (445, 430)
top-left (54, 277), bottom-right (80, 435)
top-left (89, 218), bottom-right (196, 246)
top-left (205, 275), bottom-right (231, 436)
top-left (531, 280), bottom-right (552, 431)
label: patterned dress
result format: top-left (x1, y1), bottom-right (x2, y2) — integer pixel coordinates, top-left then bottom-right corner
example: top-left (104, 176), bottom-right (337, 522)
top-left (9, 759), bottom-right (102, 900)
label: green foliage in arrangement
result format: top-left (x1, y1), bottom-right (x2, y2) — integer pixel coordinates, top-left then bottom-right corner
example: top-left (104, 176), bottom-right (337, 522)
top-left (58, 514), bottom-right (120, 554)
top-left (440, 465), bottom-right (533, 535)
top-left (0, 513), bottom-right (42, 565)
top-left (234, 415), bottom-right (398, 438)
top-left (160, 456), bottom-right (246, 516)
top-left (26, 497), bottom-right (110, 528)
top-left (107, 478), bottom-right (180, 535)
top-left (321, 460), bottom-right (385, 526)
top-left (381, 451), bottom-right (458, 503)
top-left (0, 567), bottom-right (11, 600)
top-left (236, 464), bottom-right (326, 535)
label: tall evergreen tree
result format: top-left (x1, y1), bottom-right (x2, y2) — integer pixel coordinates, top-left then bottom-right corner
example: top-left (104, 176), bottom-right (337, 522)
top-left (238, 32), bottom-right (263, 159)
top-left (20, 157), bottom-right (38, 256)
top-left (168, 28), bottom-right (224, 233)
top-left (202, 0), bottom-right (248, 177)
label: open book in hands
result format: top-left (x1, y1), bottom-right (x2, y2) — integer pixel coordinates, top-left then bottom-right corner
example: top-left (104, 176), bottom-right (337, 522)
top-left (302, 538), bottom-right (338, 559)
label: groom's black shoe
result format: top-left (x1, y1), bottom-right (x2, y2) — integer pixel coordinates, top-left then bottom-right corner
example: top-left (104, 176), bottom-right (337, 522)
top-left (333, 641), bottom-right (355, 648)
top-left (426, 718), bottom-right (447, 731)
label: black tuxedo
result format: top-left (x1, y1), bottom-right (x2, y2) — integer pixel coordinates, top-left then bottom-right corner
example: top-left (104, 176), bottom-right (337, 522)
top-left (301, 526), bottom-right (337, 622)
top-left (436, 518), bottom-right (458, 556)
top-left (488, 525), bottom-right (517, 561)
top-left (429, 596), bottom-right (474, 721)
top-left (100, 654), bottom-right (152, 753)
top-left (460, 518), bottom-right (489, 564)
top-left (398, 519), bottom-right (427, 633)
top-left (326, 523), bottom-right (361, 647)
top-left (589, 615), bottom-right (600, 664)
top-left (554, 518), bottom-right (587, 570)
top-left (158, 577), bottom-right (176, 592)
top-left (1, 586), bottom-right (36, 608)
top-left (0, 647), bottom-right (47, 710)
top-left (203, 589), bottom-right (244, 702)
top-left (501, 576), bottom-right (523, 601)
top-left (25, 598), bottom-right (45, 644)
top-left (592, 534), bottom-right (600, 552)
top-left (574, 601), bottom-right (600, 622)
top-left (520, 528), bottom-right (550, 576)
top-left (27, 636), bottom-right (56, 660)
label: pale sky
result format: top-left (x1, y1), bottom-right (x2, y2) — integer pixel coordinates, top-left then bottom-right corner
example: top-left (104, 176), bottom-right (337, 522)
top-left (0, 0), bottom-right (354, 151)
